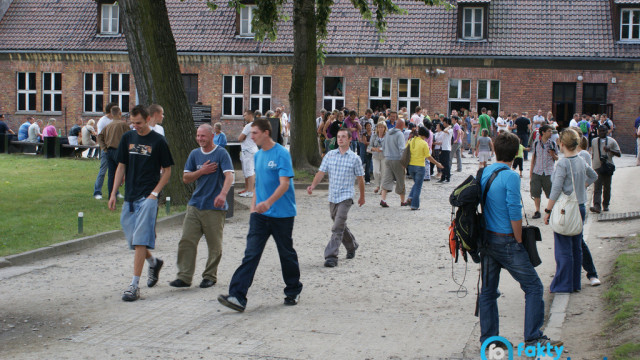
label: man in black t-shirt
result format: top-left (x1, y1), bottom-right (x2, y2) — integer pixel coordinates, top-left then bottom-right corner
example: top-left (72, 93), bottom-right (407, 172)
top-left (108, 105), bottom-right (174, 302)
top-left (514, 113), bottom-right (531, 160)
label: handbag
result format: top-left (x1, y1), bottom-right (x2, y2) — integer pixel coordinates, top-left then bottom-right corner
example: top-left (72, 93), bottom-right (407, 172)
top-left (596, 137), bottom-right (615, 176)
top-left (400, 138), bottom-right (412, 168)
top-left (520, 198), bottom-right (542, 267)
top-left (550, 160), bottom-right (583, 236)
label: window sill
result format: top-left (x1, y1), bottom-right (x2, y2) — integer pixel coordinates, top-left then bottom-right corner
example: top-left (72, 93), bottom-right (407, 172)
top-left (82, 112), bottom-right (103, 116)
top-left (96, 33), bottom-right (123, 38)
top-left (458, 38), bottom-right (487, 43)
top-left (15, 111), bottom-right (37, 115)
top-left (220, 116), bottom-right (244, 120)
top-left (617, 40), bottom-right (640, 44)
top-left (236, 34), bottom-right (256, 39)
top-left (40, 112), bottom-right (63, 116)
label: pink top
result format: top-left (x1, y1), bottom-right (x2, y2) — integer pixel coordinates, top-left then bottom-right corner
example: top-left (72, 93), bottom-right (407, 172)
top-left (42, 125), bottom-right (58, 137)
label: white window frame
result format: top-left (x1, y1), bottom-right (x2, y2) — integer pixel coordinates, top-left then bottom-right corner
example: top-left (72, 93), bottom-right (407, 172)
top-left (323, 77), bottom-right (345, 111)
top-left (110, 73), bottom-right (130, 113)
top-left (448, 79), bottom-right (471, 100)
top-left (17, 72), bottom-right (37, 112)
top-left (621, 9), bottom-right (640, 41)
top-left (250, 75), bottom-right (271, 114)
top-left (84, 73), bottom-right (104, 114)
top-left (239, 5), bottom-right (256, 37)
top-left (42, 72), bottom-right (62, 113)
top-left (462, 7), bottom-right (483, 40)
top-left (101, 3), bottom-right (120, 35)
top-left (398, 78), bottom-right (420, 113)
top-left (477, 80), bottom-right (500, 101)
top-left (222, 75), bottom-right (244, 117)
top-left (369, 77), bottom-right (392, 109)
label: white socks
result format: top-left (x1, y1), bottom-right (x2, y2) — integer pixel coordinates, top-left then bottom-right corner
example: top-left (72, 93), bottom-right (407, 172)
top-left (146, 256), bottom-right (157, 267)
top-left (131, 276), bottom-right (140, 288)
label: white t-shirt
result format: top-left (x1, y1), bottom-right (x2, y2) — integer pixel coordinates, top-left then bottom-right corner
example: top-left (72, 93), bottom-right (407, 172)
top-left (151, 124), bottom-right (165, 136)
top-left (316, 117), bottom-right (323, 129)
top-left (410, 114), bottom-right (423, 125)
top-left (496, 117), bottom-right (508, 132)
top-left (440, 128), bottom-right (452, 151)
top-left (532, 115), bottom-right (546, 128)
top-left (241, 123), bottom-right (258, 153)
top-left (96, 115), bottom-right (112, 134)
top-left (569, 119), bottom-right (579, 128)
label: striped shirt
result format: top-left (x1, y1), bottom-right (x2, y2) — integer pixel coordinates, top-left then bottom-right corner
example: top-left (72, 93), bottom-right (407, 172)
top-left (532, 138), bottom-right (557, 176)
top-left (319, 148), bottom-right (365, 203)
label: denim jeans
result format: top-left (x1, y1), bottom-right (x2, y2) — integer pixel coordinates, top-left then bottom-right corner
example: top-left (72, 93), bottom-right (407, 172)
top-left (358, 141), bottom-right (367, 164)
top-left (228, 213), bottom-right (303, 307)
top-left (363, 153), bottom-right (373, 183)
top-left (350, 140), bottom-right (358, 152)
top-left (550, 205), bottom-right (586, 293)
top-left (579, 204), bottom-right (597, 279)
top-left (105, 149), bottom-right (119, 199)
top-left (439, 150), bottom-right (451, 181)
top-left (407, 165), bottom-right (426, 209)
top-left (121, 197), bottom-right (158, 250)
top-left (93, 152), bottom-right (109, 196)
top-left (479, 233), bottom-right (544, 343)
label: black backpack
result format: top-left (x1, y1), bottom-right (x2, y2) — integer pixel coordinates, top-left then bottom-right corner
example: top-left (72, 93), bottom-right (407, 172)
top-left (448, 167), bottom-right (506, 263)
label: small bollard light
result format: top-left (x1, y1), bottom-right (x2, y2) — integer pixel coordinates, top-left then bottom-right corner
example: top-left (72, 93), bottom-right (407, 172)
top-left (166, 197), bottom-right (171, 215)
top-left (78, 212), bottom-right (84, 234)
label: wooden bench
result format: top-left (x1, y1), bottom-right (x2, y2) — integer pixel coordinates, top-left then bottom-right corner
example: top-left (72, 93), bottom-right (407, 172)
top-left (7, 140), bottom-right (43, 155)
top-left (61, 144), bottom-right (100, 158)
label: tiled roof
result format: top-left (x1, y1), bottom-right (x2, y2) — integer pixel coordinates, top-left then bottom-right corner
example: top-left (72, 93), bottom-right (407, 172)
top-left (614, 0), bottom-right (640, 4)
top-left (0, 0), bottom-right (639, 59)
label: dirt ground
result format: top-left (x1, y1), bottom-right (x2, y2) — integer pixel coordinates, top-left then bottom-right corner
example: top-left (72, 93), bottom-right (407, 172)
top-left (1, 154), bottom-right (638, 359)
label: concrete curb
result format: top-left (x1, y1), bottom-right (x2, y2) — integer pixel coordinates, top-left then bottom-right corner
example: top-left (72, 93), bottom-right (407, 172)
top-left (0, 212), bottom-right (186, 269)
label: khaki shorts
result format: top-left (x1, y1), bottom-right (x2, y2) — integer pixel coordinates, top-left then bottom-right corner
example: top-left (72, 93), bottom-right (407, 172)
top-left (381, 159), bottom-right (405, 195)
top-left (530, 173), bottom-right (551, 199)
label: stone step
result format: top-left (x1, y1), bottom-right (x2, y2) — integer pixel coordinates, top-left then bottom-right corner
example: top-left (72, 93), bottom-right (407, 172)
top-left (597, 211), bottom-right (640, 222)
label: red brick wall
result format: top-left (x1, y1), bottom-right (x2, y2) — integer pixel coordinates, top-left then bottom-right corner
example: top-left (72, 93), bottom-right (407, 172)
top-left (1, 54), bottom-right (638, 152)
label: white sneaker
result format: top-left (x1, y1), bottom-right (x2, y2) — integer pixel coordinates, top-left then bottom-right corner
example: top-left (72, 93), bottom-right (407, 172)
top-left (239, 191), bottom-right (253, 198)
top-left (590, 277), bottom-right (601, 286)
top-left (117, 193), bottom-right (125, 199)
top-left (94, 195), bottom-right (103, 200)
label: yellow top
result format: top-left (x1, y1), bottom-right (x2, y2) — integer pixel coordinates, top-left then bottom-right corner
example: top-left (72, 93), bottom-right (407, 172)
top-left (408, 137), bottom-right (431, 167)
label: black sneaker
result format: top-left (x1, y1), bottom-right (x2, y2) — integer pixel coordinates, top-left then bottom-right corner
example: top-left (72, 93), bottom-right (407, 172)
top-left (525, 335), bottom-right (563, 348)
top-left (199, 279), bottom-right (216, 288)
top-left (284, 294), bottom-right (300, 306)
top-left (122, 285), bottom-right (140, 302)
top-left (590, 206), bottom-right (601, 214)
top-left (324, 259), bottom-right (338, 267)
top-left (217, 294), bottom-right (245, 312)
top-left (603, 206), bottom-right (609, 212)
top-left (436, 179), bottom-right (445, 183)
top-left (147, 258), bottom-right (164, 287)
top-left (532, 211), bottom-right (541, 219)
top-left (346, 245), bottom-right (359, 259)
top-left (169, 279), bottom-right (191, 288)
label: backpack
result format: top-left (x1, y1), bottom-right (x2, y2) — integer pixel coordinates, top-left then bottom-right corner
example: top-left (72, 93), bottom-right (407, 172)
top-left (579, 120), bottom-right (589, 134)
top-left (448, 167), bottom-right (506, 263)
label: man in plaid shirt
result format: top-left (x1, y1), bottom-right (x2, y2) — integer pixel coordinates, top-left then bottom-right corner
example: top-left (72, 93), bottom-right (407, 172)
top-left (530, 125), bottom-right (558, 219)
top-left (308, 128), bottom-right (366, 268)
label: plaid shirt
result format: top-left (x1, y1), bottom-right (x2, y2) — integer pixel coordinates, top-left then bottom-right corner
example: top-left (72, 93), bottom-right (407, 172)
top-left (532, 138), bottom-right (557, 176)
top-left (319, 148), bottom-right (365, 203)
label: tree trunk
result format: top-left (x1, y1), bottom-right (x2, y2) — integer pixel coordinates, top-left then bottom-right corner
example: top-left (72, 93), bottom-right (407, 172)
top-left (289, 0), bottom-right (321, 170)
top-left (120, 0), bottom-right (196, 205)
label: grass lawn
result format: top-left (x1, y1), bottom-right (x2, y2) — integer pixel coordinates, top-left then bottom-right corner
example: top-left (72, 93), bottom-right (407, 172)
top-left (603, 235), bottom-right (640, 360)
top-left (0, 154), bottom-right (183, 257)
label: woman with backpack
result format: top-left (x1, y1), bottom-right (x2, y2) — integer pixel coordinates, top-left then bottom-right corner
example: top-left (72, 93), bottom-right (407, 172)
top-left (543, 128), bottom-right (598, 293)
top-left (405, 126), bottom-right (443, 210)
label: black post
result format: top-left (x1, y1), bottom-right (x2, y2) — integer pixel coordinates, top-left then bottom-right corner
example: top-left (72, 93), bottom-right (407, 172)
top-left (225, 184), bottom-right (234, 219)
top-left (43, 136), bottom-right (60, 158)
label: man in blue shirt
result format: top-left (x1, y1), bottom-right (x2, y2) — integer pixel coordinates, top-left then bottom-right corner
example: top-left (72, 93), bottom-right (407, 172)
top-left (307, 128), bottom-right (365, 268)
top-left (169, 124), bottom-right (234, 289)
top-left (478, 132), bottom-right (562, 349)
top-left (17, 116), bottom-right (34, 140)
top-left (218, 118), bottom-right (303, 312)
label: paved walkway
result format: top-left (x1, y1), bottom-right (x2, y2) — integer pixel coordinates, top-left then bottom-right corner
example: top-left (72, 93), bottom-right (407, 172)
top-left (1, 154), bottom-right (638, 359)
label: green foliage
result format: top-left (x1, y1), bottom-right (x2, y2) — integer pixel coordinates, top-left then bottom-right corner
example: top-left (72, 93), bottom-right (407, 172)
top-left (0, 155), bottom-right (183, 257)
top-left (613, 342), bottom-right (640, 360)
top-left (603, 236), bottom-right (640, 329)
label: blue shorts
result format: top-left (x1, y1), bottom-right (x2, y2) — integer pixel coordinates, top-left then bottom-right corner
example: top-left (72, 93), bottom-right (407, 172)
top-left (121, 197), bottom-right (158, 250)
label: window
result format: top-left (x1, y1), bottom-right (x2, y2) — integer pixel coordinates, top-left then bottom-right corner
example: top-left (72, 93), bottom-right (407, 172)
top-left (110, 73), bottom-right (130, 113)
top-left (101, 3), bottom-right (119, 35)
top-left (582, 83), bottom-right (607, 115)
top-left (369, 78), bottom-right (391, 112)
top-left (448, 79), bottom-right (471, 115)
top-left (621, 9), bottom-right (640, 41)
top-left (222, 75), bottom-right (244, 116)
top-left (398, 79), bottom-right (420, 114)
top-left (323, 77), bottom-right (345, 111)
top-left (462, 7), bottom-right (483, 40)
top-left (250, 76), bottom-right (271, 113)
top-left (84, 73), bottom-right (104, 114)
top-left (182, 74), bottom-right (198, 105)
top-left (477, 80), bottom-right (500, 115)
top-left (42, 72), bottom-right (62, 113)
top-left (239, 5), bottom-right (256, 36)
top-left (17, 72), bottom-right (36, 112)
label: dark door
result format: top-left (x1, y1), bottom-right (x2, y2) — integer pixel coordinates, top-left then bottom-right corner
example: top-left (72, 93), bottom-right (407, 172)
top-left (182, 74), bottom-right (199, 104)
top-left (552, 83), bottom-right (576, 128)
top-left (582, 83), bottom-right (607, 116)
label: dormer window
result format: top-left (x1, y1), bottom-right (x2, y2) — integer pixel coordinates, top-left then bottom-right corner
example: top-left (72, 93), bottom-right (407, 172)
top-left (100, 2), bottom-right (119, 35)
top-left (457, 1), bottom-right (489, 41)
top-left (621, 9), bottom-right (640, 41)
top-left (239, 5), bottom-right (256, 37)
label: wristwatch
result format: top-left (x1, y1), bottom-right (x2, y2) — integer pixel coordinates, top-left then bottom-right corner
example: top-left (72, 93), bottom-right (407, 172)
top-left (544, 208), bottom-right (552, 214)
top-left (151, 191), bottom-right (159, 197)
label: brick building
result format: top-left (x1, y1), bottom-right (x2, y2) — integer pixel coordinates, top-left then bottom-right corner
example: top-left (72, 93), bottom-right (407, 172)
top-left (0, 0), bottom-right (639, 151)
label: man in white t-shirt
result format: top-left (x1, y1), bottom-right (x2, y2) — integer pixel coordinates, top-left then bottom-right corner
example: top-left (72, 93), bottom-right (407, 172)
top-left (532, 109), bottom-right (546, 130)
top-left (316, 109), bottom-right (327, 130)
top-left (410, 106), bottom-right (424, 125)
top-left (238, 109), bottom-right (259, 197)
top-left (148, 104), bottom-right (165, 136)
top-left (569, 113), bottom-right (579, 128)
top-left (93, 102), bottom-right (117, 199)
top-left (496, 110), bottom-right (508, 133)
